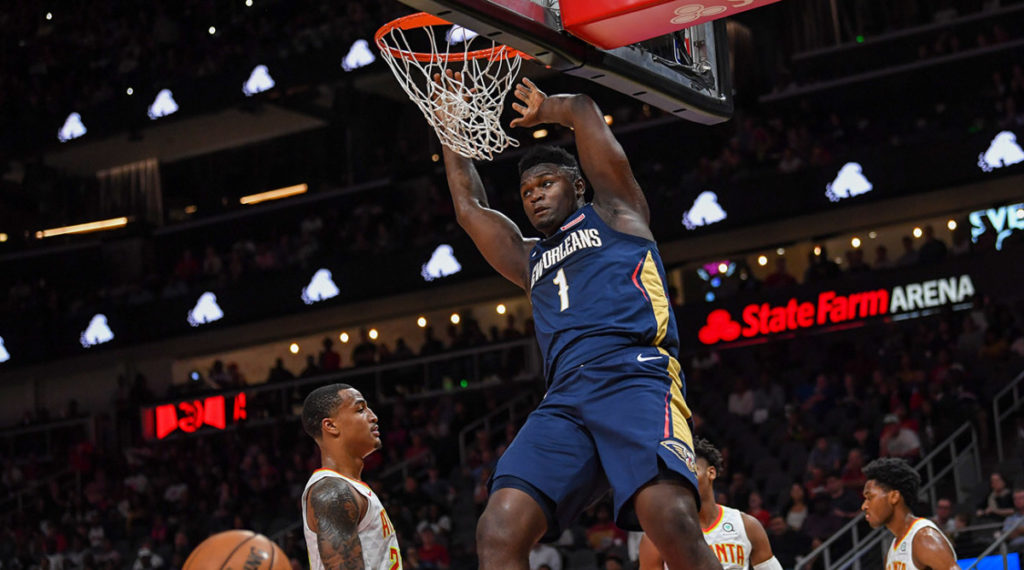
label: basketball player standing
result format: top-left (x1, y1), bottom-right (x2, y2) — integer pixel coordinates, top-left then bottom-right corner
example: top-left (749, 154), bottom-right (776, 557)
top-left (861, 458), bottom-right (959, 570)
top-left (638, 438), bottom-right (780, 570)
top-left (437, 73), bottom-right (721, 570)
top-left (300, 384), bottom-right (402, 569)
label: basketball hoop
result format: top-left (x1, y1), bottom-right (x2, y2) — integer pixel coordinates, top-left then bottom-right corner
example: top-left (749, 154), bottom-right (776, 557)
top-left (375, 13), bottom-right (530, 161)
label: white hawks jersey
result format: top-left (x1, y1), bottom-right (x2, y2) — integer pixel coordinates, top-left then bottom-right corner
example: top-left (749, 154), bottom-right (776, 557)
top-left (886, 517), bottom-right (955, 570)
top-left (703, 505), bottom-right (753, 570)
top-left (302, 469), bottom-right (402, 570)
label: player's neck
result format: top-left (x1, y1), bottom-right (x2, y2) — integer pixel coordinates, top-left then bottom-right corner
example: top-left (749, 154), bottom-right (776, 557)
top-left (699, 501), bottom-right (721, 530)
top-left (886, 508), bottom-right (917, 540)
top-left (320, 451), bottom-right (364, 481)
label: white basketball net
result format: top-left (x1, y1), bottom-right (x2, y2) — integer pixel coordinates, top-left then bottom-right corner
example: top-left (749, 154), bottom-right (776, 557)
top-left (376, 16), bottom-right (524, 161)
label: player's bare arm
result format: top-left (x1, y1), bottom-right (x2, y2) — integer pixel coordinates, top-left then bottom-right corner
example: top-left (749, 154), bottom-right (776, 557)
top-left (435, 70), bottom-right (537, 289)
top-left (510, 78), bottom-right (652, 241)
top-left (308, 477), bottom-right (369, 570)
top-left (638, 534), bottom-right (666, 570)
top-left (742, 513), bottom-right (781, 569)
top-left (911, 527), bottom-right (959, 570)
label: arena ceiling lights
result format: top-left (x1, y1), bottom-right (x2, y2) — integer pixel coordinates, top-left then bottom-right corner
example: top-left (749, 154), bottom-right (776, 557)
top-left (239, 183), bottom-right (308, 205)
top-left (302, 268), bottom-right (340, 304)
top-left (35, 216), bottom-right (129, 238)
top-left (243, 64), bottom-right (276, 96)
top-left (421, 244), bottom-right (462, 282)
top-left (682, 191), bottom-right (727, 230)
top-left (0, 336), bottom-right (9, 363)
top-left (342, 39), bottom-right (376, 72)
top-left (187, 292), bottom-right (224, 327)
top-left (80, 314), bottom-right (114, 348)
top-left (148, 89), bottom-right (180, 120)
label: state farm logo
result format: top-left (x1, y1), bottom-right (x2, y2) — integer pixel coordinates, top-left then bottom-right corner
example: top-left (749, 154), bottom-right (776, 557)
top-left (698, 275), bottom-right (975, 345)
top-left (699, 309), bottom-right (741, 344)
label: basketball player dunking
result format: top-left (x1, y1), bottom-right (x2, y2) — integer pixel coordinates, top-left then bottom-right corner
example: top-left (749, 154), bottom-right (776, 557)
top-left (861, 458), bottom-right (959, 570)
top-left (300, 384), bottom-right (401, 570)
top-left (638, 438), bottom-right (780, 570)
top-left (436, 72), bottom-right (721, 570)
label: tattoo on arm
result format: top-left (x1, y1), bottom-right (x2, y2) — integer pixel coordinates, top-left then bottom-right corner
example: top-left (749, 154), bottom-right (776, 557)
top-left (311, 479), bottom-right (365, 570)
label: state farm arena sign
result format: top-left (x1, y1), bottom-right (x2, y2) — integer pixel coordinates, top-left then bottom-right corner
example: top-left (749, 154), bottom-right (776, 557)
top-left (698, 274), bottom-right (975, 345)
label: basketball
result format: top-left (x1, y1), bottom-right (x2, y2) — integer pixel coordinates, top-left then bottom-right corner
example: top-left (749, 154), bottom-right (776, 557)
top-left (183, 530), bottom-right (291, 570)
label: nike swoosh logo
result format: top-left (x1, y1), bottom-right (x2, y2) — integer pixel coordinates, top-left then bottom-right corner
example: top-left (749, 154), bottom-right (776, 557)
top-left (637, 354), bottom-right (663, 362)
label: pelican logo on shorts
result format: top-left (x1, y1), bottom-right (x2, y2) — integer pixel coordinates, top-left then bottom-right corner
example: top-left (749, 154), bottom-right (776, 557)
top-left (660, 439), bottom-right (697, 472)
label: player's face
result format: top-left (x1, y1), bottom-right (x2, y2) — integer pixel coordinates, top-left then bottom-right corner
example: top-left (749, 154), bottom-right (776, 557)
top-left (861, 479), bottom-right (895, 528)
top-left (335, 388), bottom-right (382, 456)
top-left (694, 457), bottom-right (716, 500)
top-left (520, 164), bottom-right (583, 236)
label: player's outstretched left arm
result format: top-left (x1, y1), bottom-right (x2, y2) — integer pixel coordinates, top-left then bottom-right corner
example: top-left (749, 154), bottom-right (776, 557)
top-left (742, 513), bottom-right (783, 570)
top-left (911, 527), bottom-right (959, 570)
top-left (309, 478), bottom-right (367, 570)
top-left (510, 79), bottom-right (652, 240)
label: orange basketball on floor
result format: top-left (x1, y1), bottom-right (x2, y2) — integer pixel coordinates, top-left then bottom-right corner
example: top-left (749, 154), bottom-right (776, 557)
top-left (184, 529), bottom-right (291, 570)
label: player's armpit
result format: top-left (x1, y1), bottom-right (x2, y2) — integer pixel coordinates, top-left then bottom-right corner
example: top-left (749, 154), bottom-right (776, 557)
top-left (741, 513), bottom-right (775, 565)
top-left (911, 528), bottom-right (959, 570)
top-left (309, 478), bottom-right (367, 570)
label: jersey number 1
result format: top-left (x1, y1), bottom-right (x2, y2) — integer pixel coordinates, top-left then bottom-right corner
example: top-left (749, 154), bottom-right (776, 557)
top-left (553, 268), bottom-right (569, 311)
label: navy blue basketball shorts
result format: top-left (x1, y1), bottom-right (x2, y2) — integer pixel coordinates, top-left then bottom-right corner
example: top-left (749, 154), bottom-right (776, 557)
top-left (491, 346), bottom-right (699, 540)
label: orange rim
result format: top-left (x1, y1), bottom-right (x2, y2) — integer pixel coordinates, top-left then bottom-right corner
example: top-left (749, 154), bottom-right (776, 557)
top-left (375, 12), bottom-right (531, 63)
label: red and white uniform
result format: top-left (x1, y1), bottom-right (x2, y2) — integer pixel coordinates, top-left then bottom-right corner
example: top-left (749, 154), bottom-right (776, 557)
top-left (886, 518), bottom-right (955, 570)
top-left (302, 469), bottom-right (402, 570)
top-left (703, 505), bottom-right (753, 570)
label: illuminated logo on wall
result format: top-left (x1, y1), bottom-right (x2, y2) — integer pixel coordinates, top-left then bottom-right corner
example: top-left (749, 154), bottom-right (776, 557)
top-left (421, 244), bottom-right (462, 282)
top-left (682, 191), bottom-right (727, 230)
top-left (969, 202), bottom-right (1024, 250)
top-left (242, 64), bottom-right (275, 96)
top-left (57, 112), bottom-right (87, 143)
top-left (446, 25), bottom-right (479, 44)
top-left (302, 268), bottom-right (340, 304)
top-left (342, 39), bottom-right (376, 72)
top-left (146, 393), bottom-right (248, 439)
top-left (698, 274), bottom-right (975, 345)
top-left (0, 337), bottom-right (9, 363)
top-left (80, 314), bottom-right (115, 348)
top-left (148, 89), bottom-right (179, 120)
top-left (978, 131), bottom-right (1024, 172)
top-left (188, 292), bottom-right (224, 327)
top-left (826, 162), bottom-right (873, 202)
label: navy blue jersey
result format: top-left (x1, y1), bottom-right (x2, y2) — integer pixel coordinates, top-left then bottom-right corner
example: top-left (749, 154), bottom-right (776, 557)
top-left (528, 203), bottom-right (679, 381)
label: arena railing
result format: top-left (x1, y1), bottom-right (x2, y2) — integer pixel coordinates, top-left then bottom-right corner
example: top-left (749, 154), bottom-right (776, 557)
top-left (964, 517), bottom-right (1024, 570)
top-left (794, 422), bottom-right (982, 570)
top-left (994, 369), bottom-right (1024, 463)
top-left (457, 390), bottom-right (540, 467)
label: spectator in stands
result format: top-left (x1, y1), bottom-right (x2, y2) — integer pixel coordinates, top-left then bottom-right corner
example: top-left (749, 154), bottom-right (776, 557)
top-left (752, 371), bottom-right (785, 424)
top-left (840, 448), bottom-right (866, 491)
top-left (824, 473), bottom-right (860, 520)
top-left (807, 436), bottom-right (842, 475)
top-left (763, 257), bottom-right (797, 289)
top-left (728, 377), bottom-right (755, 418)
top-left (529, 542), bottom-right (563, 570)
top-left (1003, 488), bottom-right (1024, 554)
top-left (767, 516), bottom-right (812, 570)
top-left (879, 414), bottom-right (922, 460)
top-left (318, 337), bottom-right (341, 371)
top-left (173, 250), bottom-right (200, 284)
top-left (352, 327), bottom-right (378, 366)
top-left (896, 236), bottom-right (918, 266)
top-left (266, 358), bottom-right (295, 383)
top-left (930, 497), bottom-right (957, 536)
top-left (802, 495), bottom-right (844, 545)
top-left (416, 527), bottom-right (450, 570)
top-left (783, 483), bottom-right (809, 531)
top-left (585, 504), bottom-right (626, 555)
top-left (747, 491), bottom-right (771, 526)
top-left (804, 246), bottom-right (841, 282)
top-left (976, 471), bottom-right (1015, 521)
top-left (300, 355), bottom-right (320, 377)
top-left (202, 246), bottom-right (224, 284)
top-left (420, 326), bottom-right (444, 356)
top-left (917, 226), bottom-right (948, 264)
top-left (873, 245), bottom-right (893, 270)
